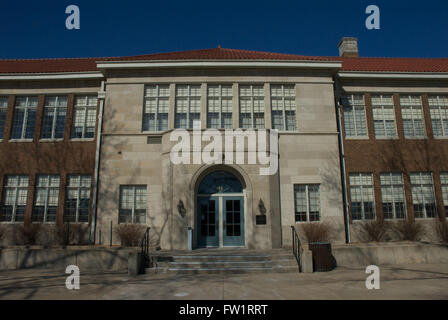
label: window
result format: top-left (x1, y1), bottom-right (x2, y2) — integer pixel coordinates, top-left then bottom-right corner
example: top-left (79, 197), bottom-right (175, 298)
top-left (410, 172), bottom-right (436, 218)
top-left (0, 175), bottom-right (29, 222)
top-left (380, 173), bottom-right (406, 219)
top-left (271, 85), bottom-right (296, 131)
top-left (11, 96), bottom-right (38, 140)
top-left (0, 97), bottom-right (7, 140)
top-left (400, 95), bottom-right (425, 138)
top-left (342, 94), bottom-right (367, 137)
top-left (143, 85), bottom-right (169, 132)
top-left (175, 85), bottom-right (201, 129)
top-left (371, 94), bottom-right (397, 138)
top-left (294, 184), bottom-right (320, 222)
top-left (207, 85), bottom-right (233, 129)
top-left (441, 172), bottom-right (448, 216)
top-left (349, 173), bottom-right (375, 220)
top-left (119, 185), bottom-right (147, 223)
top-left (41, 96), bottom-right (67, 139)
top-left (64, 175), bottom-right (91, 222)
top-left (32, 175), bottom-right (60, 222)
top-left (239, 85), bottom-right (265, 129)
top-left (428, 95), bottom-right (448, 137)
top-left (71, 96), bottom-right (97, 139)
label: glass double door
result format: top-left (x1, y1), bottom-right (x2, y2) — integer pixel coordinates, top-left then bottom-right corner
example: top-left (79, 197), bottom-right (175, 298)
top-left (197, 195), bottom-right (245, 247)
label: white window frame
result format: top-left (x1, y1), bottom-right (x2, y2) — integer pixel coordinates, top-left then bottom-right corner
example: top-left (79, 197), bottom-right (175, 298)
top-left (349, 173), bottom-right (376, 221)
top-left (143, 84), bottom-right (170, 132)
top-left (380, 173), bottom-right (406, 220)
top-left (118, 185), bottom-right (147, 224)
top-left (1, 175), bottom-right (29, 223)
top-left (41, 96), bottom-right (68, 140)
top-left (342, 94), bottom-right (368, 138)
top-left (64, 175), bottom-right (91, 223)
top-left (0, 97), bottom-right (8, 140)
top-left (207, 84), bottom-right (233, 129)
top-left (410, 172), bottom-right (437, 219)
top-left (71, 95), bottom-right (97, 139)
top-left (271, 84), bottom-right (297, 131)
top-left (400, 95), bottom-right (425, 138)
top-left (371, 94), bottom-right (397, 138)
top-left (11, 96), bottom-right (38, 140)
top-left (239, 84), bottom-right (265, 129)
top-left (174, 84), bottom-right (201, 129)
top-left (428, 95), bottom-right (448, 137)
top-left (32, 175), bottom-right (60, 223)
top-left (293, 184), bottom-right (320, 222)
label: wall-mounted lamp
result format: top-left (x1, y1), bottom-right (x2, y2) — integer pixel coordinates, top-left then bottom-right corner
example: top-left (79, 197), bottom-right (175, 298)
top-left (258, 199), bottom-right (266, 215)
top-left (177, 200), bottom-right (186, 218)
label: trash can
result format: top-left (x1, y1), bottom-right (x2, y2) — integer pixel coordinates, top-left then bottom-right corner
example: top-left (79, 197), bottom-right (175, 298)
top-left (308, 241), bottom-right (334, 272)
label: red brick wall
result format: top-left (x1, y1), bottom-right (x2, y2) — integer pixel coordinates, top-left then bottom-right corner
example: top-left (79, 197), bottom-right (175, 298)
top-left (341, 92), bottom-right (448, 222)
top-left (0, 89), bottom-right (99, 225)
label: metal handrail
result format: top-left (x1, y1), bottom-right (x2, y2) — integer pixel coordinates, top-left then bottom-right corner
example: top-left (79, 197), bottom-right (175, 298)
top-left (291, 226), bottom-right (303, 272)
top-left (141, 227), bottom-right (151, 262)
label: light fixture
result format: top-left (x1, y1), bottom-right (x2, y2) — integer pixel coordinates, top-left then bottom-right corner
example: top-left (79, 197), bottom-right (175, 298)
top-left (258, 199), bottom-right (266, 215)
top-left (177, 200), bottom-right (186, 218)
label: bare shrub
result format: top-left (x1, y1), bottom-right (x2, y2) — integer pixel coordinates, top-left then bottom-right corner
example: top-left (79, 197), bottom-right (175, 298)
top-left (393, 220), bottom-right (426, 241)
top-left (36, 225), bottom-right (57, 248)
top-left (357, 220), bottom-right (390, 242)
top-left (0, 224), bottom-right (6, 242)
top-left (12, 224), bottom-right (42, 246)
top-left (435, 219), bottom-right (448, 244)
top-left (300, 222), bottom-right (333, 243)
top-left (54, 224), bottom-right (90, 246)
top-left (115, 224), bottom-right (146, 247)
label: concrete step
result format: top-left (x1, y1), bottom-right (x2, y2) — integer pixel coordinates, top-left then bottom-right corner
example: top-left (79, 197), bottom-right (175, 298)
top-left (169, 255), bottom-right (271, 262)
top-left (167, 260), bottom-right (274, 269)
top-left (145, 249), bottom-right (299, 274)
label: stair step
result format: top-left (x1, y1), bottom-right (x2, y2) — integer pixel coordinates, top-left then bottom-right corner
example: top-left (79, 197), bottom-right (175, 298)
top-left (168, 261), bottom-right (273, 269)
top-left (144, 249), bottom-right (299, 274)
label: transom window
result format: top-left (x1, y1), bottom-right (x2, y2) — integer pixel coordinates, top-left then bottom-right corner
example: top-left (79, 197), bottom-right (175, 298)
top-left (64, 175), bottom-right (91, 222)
top-left (11, 96), bottom-right (38, 140)
top-left (342, 94), bottom-right (367, 137)
top-left (0, 175), bottom-right (29, 222)
top-left (0, 97), bottom-right (7, 140)
top-left (207, 85), bottom-right (233, 129)
top-left (271, 85), bottom-right (296, 131)
top-left (32, 175), bottom-right (60, 223)
top-left (400, 95), bottom-right (425, 138)
top-left (440, 172), bottom-right (448, 216)
top-left (349, 173), bottom-right (375, 220)
top-left (41, 96), bottom-right (67, 139)
top-left (371, 94), bottom-right (397, 138)
top-left (410, 172), bottom-right (436, 218)
top-left (119, 185), bottom-right (147, 224)
top-left (175, 85), bottom-right (201, 129)
top-left (239, 85), bottom-right (265, 129)
top-left (143, 85), bottom-right (170, 132)
top-left (380, 173), bottom-right (406, 219)
top-left (294, 184), bottom-right (320, 222)
top-left (428, 95), bottom-right (448, 137)
top-left (72, 96), bottom-right (97, 139)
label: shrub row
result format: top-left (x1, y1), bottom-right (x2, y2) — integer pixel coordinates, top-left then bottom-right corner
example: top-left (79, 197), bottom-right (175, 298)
top-left (298, 219), bottom-right (448, 244)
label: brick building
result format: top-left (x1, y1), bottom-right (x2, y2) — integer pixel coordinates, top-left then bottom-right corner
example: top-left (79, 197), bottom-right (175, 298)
top-left (0, 38), bottom-right (446, 248)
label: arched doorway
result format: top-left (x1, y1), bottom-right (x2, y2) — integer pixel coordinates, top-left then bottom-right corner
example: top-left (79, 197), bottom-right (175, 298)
top-left (196, 170), bottom-right (245, 248)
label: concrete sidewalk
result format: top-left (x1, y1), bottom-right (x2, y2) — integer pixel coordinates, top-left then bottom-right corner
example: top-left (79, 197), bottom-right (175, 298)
top-left (0, 264), bottom-right (447, 300)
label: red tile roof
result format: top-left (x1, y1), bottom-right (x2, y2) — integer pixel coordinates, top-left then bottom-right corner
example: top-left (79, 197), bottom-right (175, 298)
top-left (0, 47), bottom-right (447, 74)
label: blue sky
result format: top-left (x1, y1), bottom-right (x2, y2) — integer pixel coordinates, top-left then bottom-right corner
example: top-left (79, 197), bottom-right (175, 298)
top-left (0, 0), bottom-right (447, 59)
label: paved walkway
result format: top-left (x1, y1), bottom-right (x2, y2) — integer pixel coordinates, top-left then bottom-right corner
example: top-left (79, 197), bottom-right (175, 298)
top-left (0, 264), bottom-right (447, 299)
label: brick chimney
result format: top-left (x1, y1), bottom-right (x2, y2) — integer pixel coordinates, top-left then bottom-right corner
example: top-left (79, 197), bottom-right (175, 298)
top-left (338, 37), bottom-right (359, 57)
